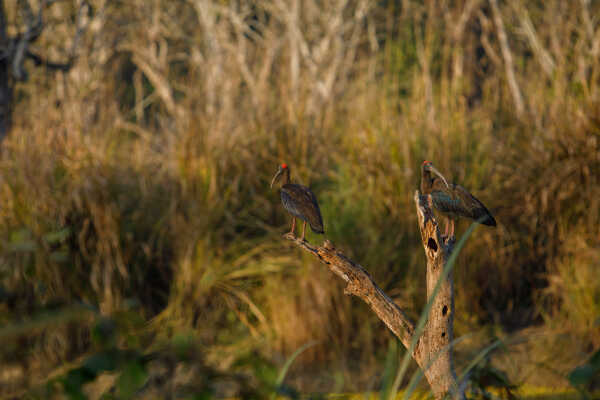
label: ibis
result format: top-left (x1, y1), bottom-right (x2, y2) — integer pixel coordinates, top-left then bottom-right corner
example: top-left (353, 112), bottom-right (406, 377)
top-left (420, 161), bottom-right (496, 237)
top-left (271, 163), bottom-right (324, 241)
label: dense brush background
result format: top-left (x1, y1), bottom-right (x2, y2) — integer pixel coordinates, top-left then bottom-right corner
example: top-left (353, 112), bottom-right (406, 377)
top-left (1, 0), bottom-right (599, 397)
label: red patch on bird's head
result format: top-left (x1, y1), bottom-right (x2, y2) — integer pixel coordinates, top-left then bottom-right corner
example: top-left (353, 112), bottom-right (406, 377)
top-left (281, 163), bottom-right (288, 169)
top-left (422, 160), bottom-right (431, 166)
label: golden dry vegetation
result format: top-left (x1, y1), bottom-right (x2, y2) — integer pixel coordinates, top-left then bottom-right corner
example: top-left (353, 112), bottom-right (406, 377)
top-left (0, 0), bottom-right (599, 398)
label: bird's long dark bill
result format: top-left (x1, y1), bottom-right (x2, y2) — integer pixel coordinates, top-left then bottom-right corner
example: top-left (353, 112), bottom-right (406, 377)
top-left (270, 170), bottom-right (282, 188)
top-left (428, 165), bottom-right (449, 188)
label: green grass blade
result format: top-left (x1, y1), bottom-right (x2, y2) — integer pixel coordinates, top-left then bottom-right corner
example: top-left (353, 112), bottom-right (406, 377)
top-left (379, 340), bottom-right (400, 400)
top-left (403, 334), bottom-right (472, 399)
top-left (271, 340), bottom-right (319, 399)
top-left (457, 339), bottom-right (504, 384)
top-left (275, 341), bottom-right (319, 386)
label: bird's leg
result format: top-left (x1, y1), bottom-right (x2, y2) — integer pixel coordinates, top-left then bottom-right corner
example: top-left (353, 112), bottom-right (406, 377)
top-left (301, 221), bottom-right (307, 241)
top-left (289, 217), bottom-right (296, 236)
top-left (450, 220), bottom-right (455, 238)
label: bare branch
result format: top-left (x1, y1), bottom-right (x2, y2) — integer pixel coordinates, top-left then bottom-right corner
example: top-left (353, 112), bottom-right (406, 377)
top-left (11, 0), bottom-right (90, 81)
top-left (489, 0), bottom-right (525, 117)
top-left (25, 50), bottom-right (72, 71)
top-left (514, 3), bottom-right (555, 78)
top-left (18, 0), bottom-right (52, 43)
top-left (580, 0), bottom-right (600, 58)
top-left (283, 234), bottom-right (415, 350)
top-left (17, 0), bottom-right (38, 37)
top-left (449, 0), bottom-right (480, 87)
top-left (453, 0), bottom-right (480, 41)
top-left (12, 0), bottom-right (44, 80)
top-left (68, 0), bottom-right (91, 61)
top-left (477, 10), bottom-right (503, 68)
top-left (130, 52), bottom-right (181, 118)
top-left (12, 35), bottom-right (29, 80)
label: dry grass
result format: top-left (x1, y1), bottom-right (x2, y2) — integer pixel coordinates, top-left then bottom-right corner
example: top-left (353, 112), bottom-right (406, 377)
top-left (0, 0), bottom-right (599, 397)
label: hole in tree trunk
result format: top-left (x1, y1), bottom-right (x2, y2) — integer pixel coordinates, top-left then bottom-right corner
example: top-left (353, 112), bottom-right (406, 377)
top-left (427, 238), bottom-right (438, 252)
top-left (441, 332), bottom-right (446, 338)
top-left (442, 305), bottom-right (448, 316)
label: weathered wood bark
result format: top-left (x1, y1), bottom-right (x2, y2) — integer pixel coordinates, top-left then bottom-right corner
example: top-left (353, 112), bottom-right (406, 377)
top-left (283, 191), bottom-right (464, 399)
top-left (413, 191), bottom-right (462, 399)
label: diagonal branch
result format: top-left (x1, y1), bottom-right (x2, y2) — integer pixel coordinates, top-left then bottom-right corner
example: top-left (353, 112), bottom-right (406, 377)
top-left (26, 50), bottom-right (72, 71)
top-left (283, 233), bottom-right (415, 350)
top-left (283, 190), bottom-right (464, 399)
top-left (514, 4), bottom-right (555, 78)
top-left (12, 0), bottom-right (48, 79)
top-left (18, 0), bottom-right (44, 41)
top-left (23, 0), bottom-right (90, 74)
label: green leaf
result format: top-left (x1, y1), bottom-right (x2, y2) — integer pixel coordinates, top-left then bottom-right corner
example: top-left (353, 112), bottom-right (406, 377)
top-left (62, 369), bottom-right (92, 400)
top-left (569, 365), bottom-right (595, 387)
top-left (83, 351), bottom-right (119, 374)
top-left (255, 360), bottom-right (278, 386)
top-left (92, 318), bottom-right (117, 347)
top-left (589, 348), bottom-right (600, 368)
top-left (8, 228), bottom-right (37, 252)
top-left (568, 348), bottom-right (600, 389)
top-left (44, 228), bottom-right (71, 244)
top-left (50, 250), bottom-right (69, 263)
top-left (172, 332), bottom-right (196, 361)
top-left (8, 240), bottom-right (37, 252)
top-left (117, 361), bottom-right (148, 399)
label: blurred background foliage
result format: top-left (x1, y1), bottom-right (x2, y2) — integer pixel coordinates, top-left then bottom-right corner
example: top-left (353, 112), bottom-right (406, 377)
top-left (0, 0), bottom-right (599, 397)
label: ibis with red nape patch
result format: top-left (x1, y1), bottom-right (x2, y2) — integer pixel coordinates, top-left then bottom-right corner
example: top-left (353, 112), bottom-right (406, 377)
top-left (271, 163), bottom-right (324, 241)
top-left (420, 161), bottom-right (496, 238)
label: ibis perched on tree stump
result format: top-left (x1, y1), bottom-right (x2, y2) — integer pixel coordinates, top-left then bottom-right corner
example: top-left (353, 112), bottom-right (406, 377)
top-left (420, 161), bottom-right (496, 238)
top-left (271, 163), bottom-right (324, 241)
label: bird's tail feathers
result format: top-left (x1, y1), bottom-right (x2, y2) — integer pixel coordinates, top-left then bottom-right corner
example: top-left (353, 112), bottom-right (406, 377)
top-left (310, 223), bottom-right (325, 234)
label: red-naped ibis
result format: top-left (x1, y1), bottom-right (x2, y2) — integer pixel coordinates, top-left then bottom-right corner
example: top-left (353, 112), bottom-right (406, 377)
top-left (420, 161), bottom-right (496, 237)
top-left (271, 163), bottom-right (324, 241)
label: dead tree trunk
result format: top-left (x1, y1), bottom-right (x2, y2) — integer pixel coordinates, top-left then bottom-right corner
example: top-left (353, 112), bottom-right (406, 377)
top-left (283, 191), bottom-right (464, 399)
top-left (413, 191), bottom-right (461, 398)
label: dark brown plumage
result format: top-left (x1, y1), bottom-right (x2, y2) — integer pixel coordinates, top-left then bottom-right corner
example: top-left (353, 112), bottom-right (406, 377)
top-left (421, 161), bottom-right (496, 237)
top-left (271, 163), bottom-right (324, 241)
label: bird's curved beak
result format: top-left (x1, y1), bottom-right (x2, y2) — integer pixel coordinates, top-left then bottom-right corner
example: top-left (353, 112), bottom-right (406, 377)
top-left (427, 164), bottom-right (449, 188)
top-left (270, 169), bottom-right (282, 188)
